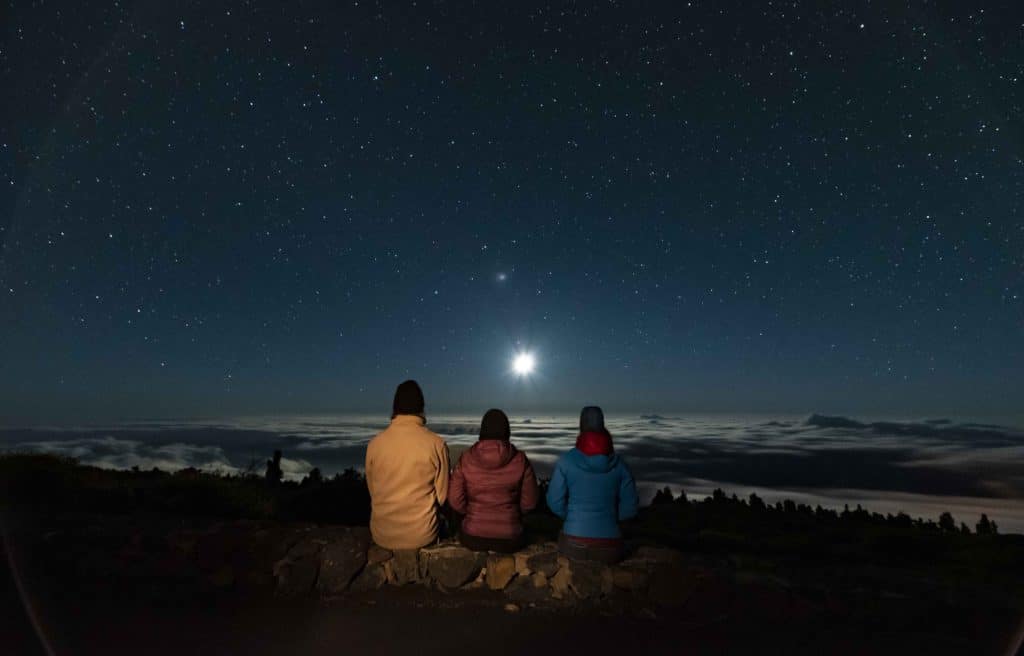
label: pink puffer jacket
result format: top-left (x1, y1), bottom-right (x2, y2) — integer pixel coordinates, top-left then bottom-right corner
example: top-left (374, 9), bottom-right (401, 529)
top-left (448, 440), bottom-right (539, 540)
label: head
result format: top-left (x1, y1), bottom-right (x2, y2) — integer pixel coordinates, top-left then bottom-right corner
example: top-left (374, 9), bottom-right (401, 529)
top-left (579, 406), bottom-right (605, 434)
top-left (479, 408), bottom-right (511, 441)
top-left (392, 379), bottom-right (425, 417)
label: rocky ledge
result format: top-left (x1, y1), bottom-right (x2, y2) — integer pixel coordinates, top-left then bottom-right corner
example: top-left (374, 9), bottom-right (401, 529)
top-left (278, 527), bottom-right (697, 606)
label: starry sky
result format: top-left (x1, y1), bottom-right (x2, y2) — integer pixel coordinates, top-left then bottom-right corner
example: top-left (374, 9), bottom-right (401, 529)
top-left (1, 1), bottom-right (1022, 423)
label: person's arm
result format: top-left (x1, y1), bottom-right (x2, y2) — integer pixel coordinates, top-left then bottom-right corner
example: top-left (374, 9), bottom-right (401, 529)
top-left (365, 446), bottom-right (375, 497)
top-left (545, 460), bottom-right (568, 519)
top-left (519, 458), bottom-right (540, 513)
top-left (434, 441), bottom-right (451, 505)
top-left (617, 461), bottom-right (639, 521)
top-left (447, 455), bottom-right (468, 514)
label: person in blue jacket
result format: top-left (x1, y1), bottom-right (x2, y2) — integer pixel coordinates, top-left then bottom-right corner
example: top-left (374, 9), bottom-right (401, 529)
top-left (546, 406), bottom-right (639, 564)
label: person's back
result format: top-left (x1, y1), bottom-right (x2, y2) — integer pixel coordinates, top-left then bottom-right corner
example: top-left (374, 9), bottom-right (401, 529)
top-left (546, 406), bottom-right (638, 563)
top-left (448, 409), bottom-right (539, 552)
top-left (365, 380), bottom-right (450, 550)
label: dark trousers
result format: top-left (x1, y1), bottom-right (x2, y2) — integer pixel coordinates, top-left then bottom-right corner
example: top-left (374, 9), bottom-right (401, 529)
top-left (557, 532), bottom-right (624, 564)
top-left (458, 531), bottom-right (525, 554)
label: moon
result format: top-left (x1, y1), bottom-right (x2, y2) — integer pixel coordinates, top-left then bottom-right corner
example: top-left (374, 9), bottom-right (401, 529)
top-left (512, 352), bottom-right (536, 376)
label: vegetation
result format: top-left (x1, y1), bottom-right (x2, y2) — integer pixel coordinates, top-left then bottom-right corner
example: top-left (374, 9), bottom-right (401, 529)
top-left (3, 452), bottom-right (1022, 609)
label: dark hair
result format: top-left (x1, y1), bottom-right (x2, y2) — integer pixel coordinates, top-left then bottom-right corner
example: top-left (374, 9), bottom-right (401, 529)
top-left (392, 380), bottom-right (425, 416)
top-left (479, 408), bottom-right (511, 441)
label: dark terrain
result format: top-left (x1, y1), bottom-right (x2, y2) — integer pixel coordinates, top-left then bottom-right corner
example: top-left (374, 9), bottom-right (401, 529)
top-left (2, 454), bottom-right (1023, 655)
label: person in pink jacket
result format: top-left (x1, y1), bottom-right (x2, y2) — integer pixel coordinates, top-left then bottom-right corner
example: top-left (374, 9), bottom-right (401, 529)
top-left (448, 409), bottom-right (540, 553)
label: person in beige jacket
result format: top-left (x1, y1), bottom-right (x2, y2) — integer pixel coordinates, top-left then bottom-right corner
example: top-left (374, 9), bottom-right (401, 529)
top-left (365, 380), bottom-right (450, 550)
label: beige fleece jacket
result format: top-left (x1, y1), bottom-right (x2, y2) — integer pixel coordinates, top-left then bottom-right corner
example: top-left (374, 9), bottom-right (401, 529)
top-left (365, 414), bottom-right (450, 550)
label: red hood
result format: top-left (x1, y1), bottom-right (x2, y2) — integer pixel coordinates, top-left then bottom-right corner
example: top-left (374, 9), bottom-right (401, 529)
top-left (465, 439), bottom-right (518, 469)
top-left (575, 431), bottom-right (613, 456)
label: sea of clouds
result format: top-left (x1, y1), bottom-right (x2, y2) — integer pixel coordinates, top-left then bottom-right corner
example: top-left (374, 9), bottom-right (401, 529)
top-left (3, 413), bottom-right (1023, 533)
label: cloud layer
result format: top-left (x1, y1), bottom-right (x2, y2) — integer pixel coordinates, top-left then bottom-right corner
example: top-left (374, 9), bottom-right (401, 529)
top-left (3, 413), bottom-right (1022, 530)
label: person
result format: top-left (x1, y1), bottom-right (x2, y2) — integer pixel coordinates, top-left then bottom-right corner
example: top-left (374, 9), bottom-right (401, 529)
top-left (546, 406), bottom-right (638, 564)
top-left (365, 380), bottom-right (450, 550)
top-left (448, 409), bottom-right (539, 553)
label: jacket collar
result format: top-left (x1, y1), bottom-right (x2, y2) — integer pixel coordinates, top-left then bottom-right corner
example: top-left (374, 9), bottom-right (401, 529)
top-left (391, 413), bottom-right (426, 426)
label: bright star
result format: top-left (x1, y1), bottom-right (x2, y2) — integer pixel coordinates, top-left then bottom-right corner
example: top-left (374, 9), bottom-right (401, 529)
top-left (512, 352), bottom-right (535, 376)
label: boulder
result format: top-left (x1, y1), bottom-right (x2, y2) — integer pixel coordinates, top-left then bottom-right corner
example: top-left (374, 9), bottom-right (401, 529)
top-left (367, 544), bottom-right (393, 566)
top-left (350, 563), bottom-right (388, 591)
top-left (274, 557), bottom-right (319, 596)
top-left (568, 559), bottom-right (605, 599)
top-left (526, 549), bottom-right (560, 577)
top-left (505, 572), bottom-right (549, 603)
top-left (421, 544), bottom-right (484, 590)
top-left (273, 537), bottom-right (325, 596)
top-left (316, 529), bottom-right (371, 594)
top-left (389, 549), bottom-right (422, 585)
top-left (550, 562), bottom-right (573, 599)
top-left (629, 545), bottom-right (686, 567)
top-left (610, 564), bottom-right (650, 592)
top-left (485, 554), bottom-right (517, 590)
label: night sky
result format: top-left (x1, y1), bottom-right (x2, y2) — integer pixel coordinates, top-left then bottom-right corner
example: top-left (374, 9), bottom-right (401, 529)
top-left (2, 2), bottom-right (1022, 423)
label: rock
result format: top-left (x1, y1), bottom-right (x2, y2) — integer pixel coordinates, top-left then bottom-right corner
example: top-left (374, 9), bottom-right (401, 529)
top-left (505, 574), bottom-right (548, 603)
top-left (629, 546), bottom-right (686, 567)
top-left (389, 549), bottom-right (421, 585)
top-left (567, 559), bottom-right (605, 599)
top-left (532, 572), bottom-right (548, 588)
top-left (367, 544), bottom-right (393, 565)
top-left (350, 563), bottom-right (388, 591)
top-left (504, 603), bottom-right (520, 613)
top-left (610, 564), bottom-right (649, 592)
top-left (550, 563), bottom-right (573, 599)
top-left (274, 557), bottom-right (319, 596)
top-left (514, 551), bottom-right (532, 576)
top-left (316, 529), bottom-right (370, 594)
top-left (486, 554), bottom-right (517, 590)
top-left (526, 549), bottom-right (560, 577)
top-left (421, 544), bottom-right (484, 590)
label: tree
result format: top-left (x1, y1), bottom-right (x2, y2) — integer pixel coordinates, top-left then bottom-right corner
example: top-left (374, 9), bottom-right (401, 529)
top-left (938, 511), bottom-right (956, 533)
top-left (265, 450), bottom-right (283, 486)
top-left (976, 514), bottom-right (994, 535)
top-left (651, 487), bottom-right (674, 505)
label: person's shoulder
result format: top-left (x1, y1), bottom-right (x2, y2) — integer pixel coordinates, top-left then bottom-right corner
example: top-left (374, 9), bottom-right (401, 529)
top-left (555, 448), bottom-right (579, 469)
top-left (422, 427), bottom-right (447, 447)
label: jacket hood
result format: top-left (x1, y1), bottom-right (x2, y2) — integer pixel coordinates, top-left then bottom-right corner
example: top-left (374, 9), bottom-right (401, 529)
top-left (566, 446), bottom-right (620, 474)
top-left (576, 430), bottom-right (613, 456)
top-left (465, 439), bottom-right (518, 470)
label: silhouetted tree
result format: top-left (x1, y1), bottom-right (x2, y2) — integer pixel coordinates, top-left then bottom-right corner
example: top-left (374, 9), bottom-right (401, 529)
top-left (959, 522), bottom-right (971, 535)
top-left (651, 487), bottom-right (674, 505)
top-left (938, 511), bottom-right (956, 533)
top-left (748, 493), bottom-right (766, 511)
top-left (976, 514), bottom-right (995, 535)
top-left (302, 467), bottom-right (323, 486)
top-left (265, 450), bottom-right (283, 486)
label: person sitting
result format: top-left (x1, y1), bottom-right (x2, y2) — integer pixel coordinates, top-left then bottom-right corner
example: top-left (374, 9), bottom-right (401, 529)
top-left (448, 408), bottom-right (539, 553)
top-left (545, 406), bottom-right (638, 564)
top-left (365, 380), bottom-right (450, 550)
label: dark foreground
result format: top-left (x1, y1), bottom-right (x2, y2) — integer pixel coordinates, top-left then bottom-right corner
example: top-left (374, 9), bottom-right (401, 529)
top-left (2, 455), bottom-right (1023, 655)
top-left (6, 559), bottom-right (1022, 656)
top-left (4, 513), bottom-right (1023, 656)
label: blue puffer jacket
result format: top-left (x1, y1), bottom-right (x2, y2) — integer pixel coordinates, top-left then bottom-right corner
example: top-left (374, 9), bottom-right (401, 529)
top-left (545, 445), bottom-right (639, 539)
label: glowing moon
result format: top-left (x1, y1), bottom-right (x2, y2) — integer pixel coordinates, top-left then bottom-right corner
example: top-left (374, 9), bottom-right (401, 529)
top-left (512, 352), bottom-right (536, 376)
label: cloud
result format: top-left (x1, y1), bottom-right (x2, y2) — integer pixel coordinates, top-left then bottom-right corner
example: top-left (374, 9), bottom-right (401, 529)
top-left (3, 413), bottom-right (1023, 530)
